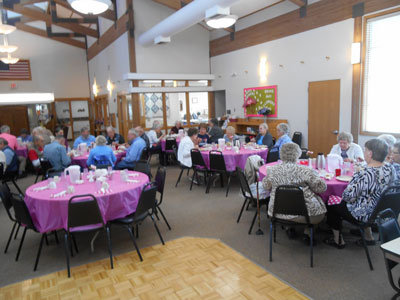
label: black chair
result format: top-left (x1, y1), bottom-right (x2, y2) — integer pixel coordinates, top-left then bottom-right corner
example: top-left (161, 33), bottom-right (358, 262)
top-left (292, 132), bottom-right (302, 147)
top-left (165, 138), bottom-right (177, 164)
top-left (140, 147), bottom-right (151, 164)
top-left (0, 162), bottom-right (23, 195)
top-left (377, 208), bottom-right (400, 298)
top-left (300, 148), bottom-right (310, 159)
top-left (206, 150), bottom-right (233, 197)
top-left (154, 166), bottom-right (171, 230)
top-left (190, 149), bottom-right (209, 192)
top-left (64, 194), bottom-right (113, 277)
top-left (269, 185), bottom-right (315, 267)
top-left (93, 155), bottom-right (113, 169)
top-left (266, 150), bottom-right (279, 163)
top-left (0, 184), bottom-right (20, 253)
top-left (236, 167), bottom-right (269, 234)
top-left (10, 194), bottom-right (56, 271)
top-left (34, 157), bottom-right (53, 183)
top-left (174, 145), bottom-right (190, 187)
top-left (108, 182), bottom-right (165, 261)
top-left (349, 185), bottom-right (400, 271)
top-left (134, 160), bottom-right (152, 179)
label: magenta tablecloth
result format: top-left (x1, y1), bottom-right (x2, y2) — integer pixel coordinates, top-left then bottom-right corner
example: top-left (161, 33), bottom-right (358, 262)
top-left (201, 148), bottom-right (268, 172)
top-left (161, 138), bottom-right (181, 152)
top-left (71, 151), bottom-right (126, 168)
top-left (16, 146), bottom-right (28, 158)
top-left (24, 171), bottom-right (149, 233)
top-left (258, 162), bottom-right (349, 202)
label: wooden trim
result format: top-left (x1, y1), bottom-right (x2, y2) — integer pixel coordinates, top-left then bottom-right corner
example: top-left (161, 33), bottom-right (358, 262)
top-left (359, 6), bottom-right (400, 136)
top-left (55, 97), bottom-right (91, 102)
top-left (289, 0), bottom-right (306, 6)
top-left (161, 81), bottom-right (168, 132)
top-left (87, 13), bottom-right (129, 60)
top-left (210, 0), bottom-right (400, 57)
top-left (15, 23), bottom-right (86, 49)
top-left (351, 16), bottom-right (362, 143)
top-left (185, 81), bottom-right (190, 126)
top-left (208, 80), bottom-right (215, 119)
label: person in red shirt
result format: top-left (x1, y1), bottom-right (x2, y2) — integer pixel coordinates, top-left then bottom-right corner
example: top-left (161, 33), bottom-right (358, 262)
top-left (28, 135), bottom-right (45, 168)
top-left (0, 125), bottom-right (17, 150)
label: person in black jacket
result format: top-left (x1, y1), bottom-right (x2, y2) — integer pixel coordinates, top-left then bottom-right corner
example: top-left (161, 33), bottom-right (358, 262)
top-left (251, 123), bottom-right (273, 147)
top-left (106, 126), bottom-right (125, 145)
top-left (208, 118), bottom-right (224, 143)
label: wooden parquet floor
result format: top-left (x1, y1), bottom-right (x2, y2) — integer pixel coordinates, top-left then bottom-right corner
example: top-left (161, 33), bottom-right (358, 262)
top-left (0, 237), bottom-right (309, 300)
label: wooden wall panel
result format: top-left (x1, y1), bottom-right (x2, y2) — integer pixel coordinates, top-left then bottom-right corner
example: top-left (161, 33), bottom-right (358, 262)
top-left (351, 17), bottom-right (362, 143)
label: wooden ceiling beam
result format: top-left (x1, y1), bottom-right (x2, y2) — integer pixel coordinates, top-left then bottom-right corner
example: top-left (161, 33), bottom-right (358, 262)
top-left (19, 0), bottom-right (47, 5)
top-left (15, 22), bottom-right (86, 48)
top-left (289, 0), bottom-right (306, 6)
top-left (3, 3), bottom-right (98, 37)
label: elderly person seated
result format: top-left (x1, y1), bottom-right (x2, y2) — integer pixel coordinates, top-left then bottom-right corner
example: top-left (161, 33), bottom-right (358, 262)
top-left (378, 134), bottom-right (397, 162)
top-left (208, 118), bottom-right (224, 143)
top-left (43, 135), bottom-right (72, 171)
top-left (73, 127), bottom-right (95, 149)
top-left (391, 142), bottom-right (400, 184)
top-left (0, 125), bottom-right (17, 150)
top-left (0, 138), bottom-right (19, 175)
top-left (169, 121), bottom-right (184, 135)
top-left (28, 135), bottom-right (44, 168)
top-left (177, 128), bottom-right (199, 168)
top-left (147, 122), bottom-right (166, 165)
top-left (269, 123), bottom-right (292, 158)
top-left (197, 123), bottom-right (210, 146)
top-left (263, 143), bottom-right (327, 241)
top-left (325, 138), bottom-right (397, 248)
top-left (87, 135), bottom-right (116, 169)
top-left (106, 126), bottom-right (125, 146)
top-left (55, 126), bottom-right (70, 151)
top-left (115, 128), bottom-right (146, 170)
top-left (224, 126), bottom-right (239, 145)
top-left (329, 132), bottom-right (363, 162)
top-left (32, 126), bottom-right (51, 145)
top-left (135, 126), bottom-right (150, 149)
top-left (19, 128), bottom-right (32, 144)
top-left (251, 123), bottom-right (273, 147)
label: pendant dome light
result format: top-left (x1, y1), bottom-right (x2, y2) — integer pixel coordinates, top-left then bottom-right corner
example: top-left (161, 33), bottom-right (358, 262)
top-left (67, 0), bottom-right (112, 15)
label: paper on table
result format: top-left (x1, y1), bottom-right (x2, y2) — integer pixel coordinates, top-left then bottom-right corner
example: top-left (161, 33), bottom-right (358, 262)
top-left (33, 185), bottom-right (50, 192)
top-left (51, 190), bottom-right (67, 198)
top-left (126, 179), bottom-right (140, 183)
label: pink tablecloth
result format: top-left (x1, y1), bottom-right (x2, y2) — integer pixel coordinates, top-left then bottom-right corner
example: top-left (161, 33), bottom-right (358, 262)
top-left (161, 138), bottom-right (181, 152)
top-left (201, 148), bottom-right (268, 172)
top-left (258, 162), bottom-right (349, 202)
top-left (24, 171), bottom-right (149, 233)
top-left (71, 151), bottom-right (126, 168)
top-left (16, 146), bottom-right (28, 158)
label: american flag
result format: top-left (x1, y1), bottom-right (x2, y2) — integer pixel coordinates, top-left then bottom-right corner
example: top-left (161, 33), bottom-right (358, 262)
top-left (0, 59), bottom-right (31, 80)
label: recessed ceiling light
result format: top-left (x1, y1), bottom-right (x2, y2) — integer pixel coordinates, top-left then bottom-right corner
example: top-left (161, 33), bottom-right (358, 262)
top-left (206, 14), bottom-right (237, 29)
top-left (67, 0), bottom-right (111, 15)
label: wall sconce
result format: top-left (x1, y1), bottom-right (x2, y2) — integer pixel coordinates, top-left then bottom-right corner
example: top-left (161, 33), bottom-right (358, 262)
top-left (259, 57), bottom-right (267, 81)
top-left (106, 79), bottom-right (113, 94)
top-left (351, 42), bottom-right (361, 64)
top-left (173, 80), bottom-right (177, 87)
top-left (92, 76), bottom-right (98, 97)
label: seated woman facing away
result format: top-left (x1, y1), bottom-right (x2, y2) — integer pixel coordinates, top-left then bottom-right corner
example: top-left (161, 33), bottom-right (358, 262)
top-left (223, 126), bottom-right (239, 144)
top-left (324, 138), bottom-right (397, 249)
top-left (268, 123), bottom-right (292, 158)
top-left (329, 132), bottom-right (364, 162)
top-left (87, 135), bottom-right (116, 169)
top-left (262, 143), bottom-right (327, 241)
top-left (251, 122), bottom-right (273, 148)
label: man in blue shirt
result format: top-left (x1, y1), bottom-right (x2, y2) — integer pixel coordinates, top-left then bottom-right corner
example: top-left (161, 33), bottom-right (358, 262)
top-left (44, 135), bottom-right (72, 171)
top-left (73, 127), bottom-right (96, 149)
top-left (0, 138), bottom-right (19, 174)
top-left (269, 123), bottom-right (292, 158)
top-left (115, 128), bottom-right (146, 170)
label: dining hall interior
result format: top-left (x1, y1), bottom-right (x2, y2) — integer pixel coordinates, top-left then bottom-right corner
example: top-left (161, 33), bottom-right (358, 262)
top-left (0, 0), bottom-right (400, 299)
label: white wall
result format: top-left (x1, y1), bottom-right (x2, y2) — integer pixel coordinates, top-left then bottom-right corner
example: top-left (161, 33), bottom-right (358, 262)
top-left (0, 29), bottom-right (89, 98)
top-left (211, 19), bottom-right (355, 147)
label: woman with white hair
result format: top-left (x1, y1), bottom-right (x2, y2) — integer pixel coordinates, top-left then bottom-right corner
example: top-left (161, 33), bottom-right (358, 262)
top-left (251, 123), bottom-right (273, 147)
top-left (263, 143), bottom-right (327, 241)
top-left (147, 122), bottom-right (166, 165)
top-left (378, 134), bottom-right (396, 161)
top-left (223, 126), bottom-right (239, 144)
top-left (268, 123), bottom-right (292, 158)
top-left (86, 135), bottom-right (116, 168)
top-left (329, 132), bottom-right (363, 162)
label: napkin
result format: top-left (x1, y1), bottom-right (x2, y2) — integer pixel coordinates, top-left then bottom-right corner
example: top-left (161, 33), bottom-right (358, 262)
top-left (128, 173), bottom-right (139, 177)
top-left (126, 179), bottom-right (140, 183)
top-left (33, 185), bottom-right (50, 192)
top-left (51, 190), bottom-right (67, 198)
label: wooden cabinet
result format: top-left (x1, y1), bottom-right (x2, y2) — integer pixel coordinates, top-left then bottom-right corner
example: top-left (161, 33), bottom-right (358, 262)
top-left (228, 118), bottom-right (288, 140)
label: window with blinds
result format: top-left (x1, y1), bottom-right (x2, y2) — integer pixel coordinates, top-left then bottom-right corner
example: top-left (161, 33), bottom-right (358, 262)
top-left (362, 12), bottom-right (400, 134)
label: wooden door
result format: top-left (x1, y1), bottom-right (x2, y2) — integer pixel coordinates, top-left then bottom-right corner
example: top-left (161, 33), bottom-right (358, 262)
top-left (308, 80), bottom-right (340, 156)
top-left (0, 106), bottom-right (29, 136)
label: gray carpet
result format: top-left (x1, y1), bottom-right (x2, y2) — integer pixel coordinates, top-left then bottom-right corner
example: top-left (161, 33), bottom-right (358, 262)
top-left (0, 164), bottom-right (398, 300)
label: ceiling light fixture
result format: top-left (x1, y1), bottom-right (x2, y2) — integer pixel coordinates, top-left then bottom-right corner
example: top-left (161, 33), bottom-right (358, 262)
top-left (205, 5), bottom-right (237, 29)
top-left (0, 93), bottom-right (54, 105)
top-left (0, 10), bottom-right (16, 35)
top-left (1, 53), bottom-right (19, 64)
top-left (0, 35), bottom-right (18, 53)
top-left (67, 0), bottom-right (111, 15)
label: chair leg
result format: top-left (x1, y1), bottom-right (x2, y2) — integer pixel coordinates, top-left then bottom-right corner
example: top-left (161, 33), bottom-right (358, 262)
top-left (12, 179), bottom-right (23, 195)
top-left (219, 173), bottom-right (224, 188)
top-left (71, 234), bottom-right (79, 253)
top-left (34, 234), bottom-right (46, 271)
top-left (190, 169), bottom-right (196, 191)
top-left (4, 222), bottom-right (17, 253)
top-left (225, 173), bottom-right (231, 197)
top-left (154, 207), bottom-right (160, 221)
top-left (310, 226), bottom-right (314, 268)
top-left (127, 226), bottom-right (143, 261)
top-left (136, 224), bottom-right (139, 238)
top-left (237, 198), bottom-right (248, 223)
top-left (44, 234), bottom-right (49, 246)
top-left (105, 227), bottom-right (114, 269)
top-left (157, 205), bottom-right (171, 230)
top-left (35, 174), bottom-right (39, 184)
top-left (206, 173), bottom-right (213, 194)
top-left (269, 221), bottom-right (273, 262)
top-left (64, 232), bottom-right (71, 278)
top-left (246, 201), bottom-right (250, 211)
top-left (248, 210), bottom-right (258, 235)
top-left (14, 223), bottom-right (20, 240)
top-left (54, 231), bottom-right (59, 245)
top-left (273, 223), bottom-right (276, 243)
top-left (359, 227), bottom-right (374, 270)
top-left (175, 169), bottom-right (184, 187)
top-left (150, 215), bottom-right (165, 245)
top-left (15, 227), bottom-right (27, 261)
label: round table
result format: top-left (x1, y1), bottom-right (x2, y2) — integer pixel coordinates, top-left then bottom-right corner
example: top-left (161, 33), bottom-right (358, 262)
top-left (258, 162), bottom-right (350, 202)
top-left (16, 146), bottom-right (28, 158)
top-left (25, 171), bottom-right (149, 233)
top-left (71, 150), bottom-right (126, 168)
top-left (201, 147), bottom-right (268, 172)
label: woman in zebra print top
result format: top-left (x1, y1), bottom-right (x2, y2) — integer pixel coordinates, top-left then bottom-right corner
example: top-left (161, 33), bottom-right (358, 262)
top-left (325, 138), bottom-right (397, 248)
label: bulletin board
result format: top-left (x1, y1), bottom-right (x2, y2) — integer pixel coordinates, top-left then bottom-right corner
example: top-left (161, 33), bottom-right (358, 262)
top-left (243, 85), bottom-right (277, 117)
